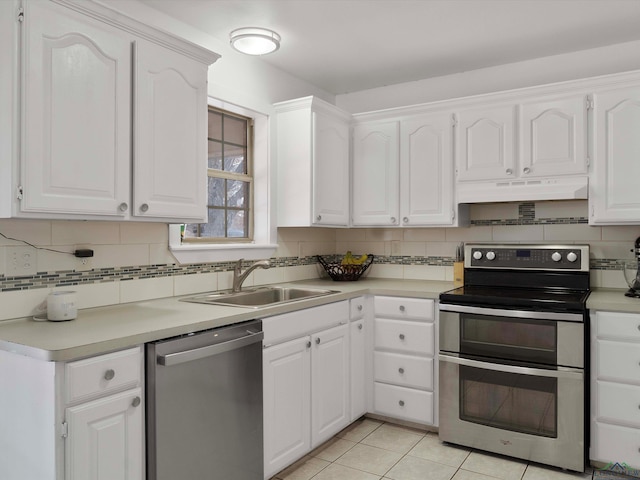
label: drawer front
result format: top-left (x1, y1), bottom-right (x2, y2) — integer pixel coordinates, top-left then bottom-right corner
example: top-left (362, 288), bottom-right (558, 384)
top-left (374, 296), bottom-right (434, 321)
top-left (597, 340), bottom-right (640, 384)
top-left (66, 347), bottom-right (142, 404)
top-left (593, 422), bottom-right (640, 467)
top-left (374, 382), bottom-right (433, 425)
top-left (350, 296), bottom-right (366, 320)
top-left (374, 318), bottom-right (434, 355)
top-left (596, 311), bottom-right (640, 341)
top-left (597, 380), bottom-right (640, 427)
top-left (374, 351), bottom-right (433, 390)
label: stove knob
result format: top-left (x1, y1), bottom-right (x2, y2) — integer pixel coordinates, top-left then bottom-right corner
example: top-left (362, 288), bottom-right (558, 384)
top-left (486, 251), bottom-right (496, 261)
top-left (473, 251), bottom-right (483, 260)
top-left (551, 252), bottom-right (562, 262)
top-left (567, 252), bottom-right (578, 263)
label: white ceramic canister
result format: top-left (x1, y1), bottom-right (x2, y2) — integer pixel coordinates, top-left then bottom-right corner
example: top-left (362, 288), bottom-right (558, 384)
top-left (47, 291), bottom-right (77, 321)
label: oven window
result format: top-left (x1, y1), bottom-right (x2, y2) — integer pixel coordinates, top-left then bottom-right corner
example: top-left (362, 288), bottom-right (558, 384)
top-left (461, 315), bottom-right (556, 365)
top-left (460, 366), bottom-right (557, 437)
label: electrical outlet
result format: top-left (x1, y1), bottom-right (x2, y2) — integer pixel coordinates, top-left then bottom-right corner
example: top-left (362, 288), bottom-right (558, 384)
top-left (6, 246), bottom-right (38, 276)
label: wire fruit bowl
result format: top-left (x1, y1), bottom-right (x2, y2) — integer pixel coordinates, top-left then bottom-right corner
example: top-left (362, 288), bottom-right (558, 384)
top-left (317, 254), bottom-right (374, 281)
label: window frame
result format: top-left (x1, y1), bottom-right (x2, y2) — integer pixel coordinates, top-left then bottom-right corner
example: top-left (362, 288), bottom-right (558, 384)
top-left (169, 97), bottom-right (277, 263)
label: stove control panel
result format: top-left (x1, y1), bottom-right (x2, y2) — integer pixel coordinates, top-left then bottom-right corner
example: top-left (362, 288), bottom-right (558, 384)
top-left (465, 244), bottom-right (589, 271)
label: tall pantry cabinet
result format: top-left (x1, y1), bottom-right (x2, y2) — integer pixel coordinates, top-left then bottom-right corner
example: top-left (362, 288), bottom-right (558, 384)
top-left (2, 0), bottom-right (219, 221)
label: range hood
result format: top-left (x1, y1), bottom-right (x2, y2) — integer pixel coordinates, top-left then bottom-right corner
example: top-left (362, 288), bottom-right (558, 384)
top-left (456, 176), bottom-right (588, 204)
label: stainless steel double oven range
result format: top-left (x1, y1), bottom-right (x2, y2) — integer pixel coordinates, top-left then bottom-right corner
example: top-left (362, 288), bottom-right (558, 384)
top-left (439, 244), bottom-right (590, 472)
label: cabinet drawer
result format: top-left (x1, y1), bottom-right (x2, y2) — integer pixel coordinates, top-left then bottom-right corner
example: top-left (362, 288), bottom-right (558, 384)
top-left (596, 340), bottom-right (640, 384)
top-left (374, 296), bottom-right (434, 321)
top-left (66, 347), bottom-right (142, 404)
top-left (592, 422), bottom-right (640, 468)
top-left (374, 382), bottom-right (433, 425)
top-left (350, 296), bottom-right (366, 320)
top-left (597, 381), bottom-right (640, 427)
top-left (374, 318), bottom-right (434, 355)
top-left (374, 352), bottom-right (433, 390)
top-left (596, 311), bottom-right (640, 341)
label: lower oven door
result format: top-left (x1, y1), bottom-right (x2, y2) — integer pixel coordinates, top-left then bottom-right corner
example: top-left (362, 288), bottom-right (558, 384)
top-left (439, 353), bottom-right (584, 472)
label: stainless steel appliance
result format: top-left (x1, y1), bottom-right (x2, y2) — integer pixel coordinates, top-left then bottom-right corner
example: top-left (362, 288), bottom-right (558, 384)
top-left (439, 244), bottom-right (590, 472)
top-left (623, 236), bottom-right (640, 297)
top-left (146, 320), bottom-right (264, 480)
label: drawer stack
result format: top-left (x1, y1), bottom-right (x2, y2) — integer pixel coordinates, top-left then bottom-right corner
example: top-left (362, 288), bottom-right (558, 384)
top-left (373, 296), bottom-right (435, 425)
top-left (591, 311), bottom-right (640, 469)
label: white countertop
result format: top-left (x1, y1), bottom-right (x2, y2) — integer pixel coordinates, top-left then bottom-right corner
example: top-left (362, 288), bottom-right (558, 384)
top-left (2, 277), bottom-right (638, 362)
top-left (0, 278), bottom-right (451, 362)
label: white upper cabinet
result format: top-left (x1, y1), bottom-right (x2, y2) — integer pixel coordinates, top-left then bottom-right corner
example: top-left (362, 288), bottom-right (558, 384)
top-left (352, 121), bottom-right (400, 226)
top-left (275, 97), bottom-right (351, 227)
top-left (400, 113), bottom-right (456, 226)
top-left (455, 104), bottom-right (517, 182)
top-left (7, 0), bottom-right (218, 221)
top-left (590, 85), bottom-right (640, 224)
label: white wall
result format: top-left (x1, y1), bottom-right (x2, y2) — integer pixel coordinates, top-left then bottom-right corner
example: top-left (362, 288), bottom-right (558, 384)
top-left (336, 39), bottom-right (640, 113)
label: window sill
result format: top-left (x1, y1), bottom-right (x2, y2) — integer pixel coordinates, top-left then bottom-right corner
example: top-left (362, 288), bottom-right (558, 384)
top-left (169, 242), bottom-right (278, 264)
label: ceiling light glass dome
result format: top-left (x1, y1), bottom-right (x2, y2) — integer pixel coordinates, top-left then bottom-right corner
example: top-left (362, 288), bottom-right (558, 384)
top-left (230, 27), bottom-right (281, 55)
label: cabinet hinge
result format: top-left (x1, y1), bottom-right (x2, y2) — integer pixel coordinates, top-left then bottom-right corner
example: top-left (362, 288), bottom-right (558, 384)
top-left (17, 7), bottom-right (24, 22)
top-left (451, 210), bottom-right (455, 221)
top-left (586, 95), bottom-right (594, 110)
top-left (451, 114), bottom-right (458, 127)
top-left (586, 156), bottom-right (591, 167)
top-left (60, 421), bottom-right (68, 439)
top-left (16, 185), bottom-right (23, 200)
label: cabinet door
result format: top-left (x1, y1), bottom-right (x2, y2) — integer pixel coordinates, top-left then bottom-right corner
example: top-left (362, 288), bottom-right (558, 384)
top-left (311, 323), bottom-right (350, 448)
top-left (590, 86), bottom-right (640, 224)
top-left (350, 320), bottom-right (367, 421)
top-left (133, 40), bottom-right (208, 221)
top-left (520, 94), bottom-right (587, 178)
top-left (65, 388), bottom-right (143, 480)
top-left (352, 122), bottom-right (400, 226)
top-left (400, 114), bottom-right (454, 225)
top-left (22, 0), bottom-right (131, 216)
top-left (456, 105), bottom-right (516, 182)
top-left (263, 337), bottom-right (311, 479)
top-left (313, 110), bottom-right (350, 226)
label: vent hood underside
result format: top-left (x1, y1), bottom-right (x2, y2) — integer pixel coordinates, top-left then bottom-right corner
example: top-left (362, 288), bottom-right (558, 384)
top-left (456, 176), bottom-right (588, 204)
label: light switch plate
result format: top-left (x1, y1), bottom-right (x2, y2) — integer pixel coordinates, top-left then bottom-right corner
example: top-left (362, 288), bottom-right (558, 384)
top-left (6, 246), bottom-right (38, 276)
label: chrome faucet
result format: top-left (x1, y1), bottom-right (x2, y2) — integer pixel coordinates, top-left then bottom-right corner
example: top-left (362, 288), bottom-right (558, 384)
top-left (232, 258), bottom-right (271, 293)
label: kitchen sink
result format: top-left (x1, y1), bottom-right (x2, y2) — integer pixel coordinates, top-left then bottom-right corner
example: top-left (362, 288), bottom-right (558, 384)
top-left (180, 286), bottom-right (339, 308)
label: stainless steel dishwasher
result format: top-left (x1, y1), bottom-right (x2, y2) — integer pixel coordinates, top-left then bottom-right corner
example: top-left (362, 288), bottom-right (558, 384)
top-left (146, 319), bottom-right (264, 480)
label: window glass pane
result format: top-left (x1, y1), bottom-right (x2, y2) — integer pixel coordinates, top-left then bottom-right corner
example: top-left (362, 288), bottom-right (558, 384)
top-left (208, 177), bottom-right (225, 207)
top-left (225, 115), bottom-right (247, 146)
top-left (227, 210), bottom-right (247, 238)
top-left (208, 110), bottom-right (222, 140)
top-left (227, 180), bottom-right (248, 208)
top-left (208, 140), bottom-right (223, 170)
top-left (183, 223), bottom-right (201, 239)
top-left (202, 209), bottom-right (225, 237)
top-left (224, 144), bottom-right (247, 173)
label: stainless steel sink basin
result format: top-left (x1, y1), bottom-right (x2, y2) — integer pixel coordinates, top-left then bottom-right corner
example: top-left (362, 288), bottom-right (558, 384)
top-left (180, 286), bottom-right (339, 308)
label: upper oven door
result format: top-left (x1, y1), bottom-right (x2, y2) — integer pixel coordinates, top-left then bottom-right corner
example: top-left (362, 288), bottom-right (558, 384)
top-left (439, 304), bottom-right (584, 369)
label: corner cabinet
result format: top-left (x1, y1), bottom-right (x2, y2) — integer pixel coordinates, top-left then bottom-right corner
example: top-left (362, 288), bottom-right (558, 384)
top-left (0, 346), bottom-right (144, 480)
top-left (589, 85), bottom-right (640, 224)
top-left (275, 97), bottom-right (351, 227)
top-left (5, 0), bottom-right (219, 221)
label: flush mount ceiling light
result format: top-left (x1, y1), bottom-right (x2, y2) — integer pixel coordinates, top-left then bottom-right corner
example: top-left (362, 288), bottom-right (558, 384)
top-left (230, 27), bottom-right (281, 55)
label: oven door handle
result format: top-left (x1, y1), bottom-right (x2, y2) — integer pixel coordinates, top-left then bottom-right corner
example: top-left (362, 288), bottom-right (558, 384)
top-left (438, 303), bottom-right (584, 322)
top-left (438, 353), bottom-right (584, 380)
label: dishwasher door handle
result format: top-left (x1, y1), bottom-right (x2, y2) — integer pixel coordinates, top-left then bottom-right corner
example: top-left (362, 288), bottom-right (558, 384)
top-left (157, 330), bottom-right (264, 366)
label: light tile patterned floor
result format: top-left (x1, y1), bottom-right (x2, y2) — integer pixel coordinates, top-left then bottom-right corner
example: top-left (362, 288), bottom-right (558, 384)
top-left (271, 418), bottom-right (607, 480)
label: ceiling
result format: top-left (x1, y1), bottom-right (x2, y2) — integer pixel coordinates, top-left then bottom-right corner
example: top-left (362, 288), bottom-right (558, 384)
top-left (137, 0), bottom-right (640, 95)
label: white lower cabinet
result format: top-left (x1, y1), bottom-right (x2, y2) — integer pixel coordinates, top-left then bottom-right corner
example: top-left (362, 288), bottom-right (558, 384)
top-left (591, 311), bottom-right (640, 468)
top-left (349, 296), bottom-right (369, 422)
top-left (262, 302), bottom-right (350, 479)
top-left (372, 296), bottom-right (436, 426)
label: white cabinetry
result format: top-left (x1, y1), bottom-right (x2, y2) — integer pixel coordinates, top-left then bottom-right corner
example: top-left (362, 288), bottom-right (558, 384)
top-left (349, 296), bottom-right (369, 421)
top-left (6, 0), bottom-right (218, 221)
top-left (372, 296), bottom-right (436, 425)
top-left (589, 85), bottom-right (640, 224)
top-left (263, 301), bottom-right (350, 479)
top-left (352, 121), bottom-right (400, 226)
top-left (591, 311), bottom-right (640, 468)
top-left (0, 346), bottom-right (144, 480)
top-left (275, 97), bottom-right (351, 227)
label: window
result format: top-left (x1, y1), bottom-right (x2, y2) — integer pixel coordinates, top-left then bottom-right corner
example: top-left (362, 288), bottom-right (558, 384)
top-left (169, 98), bottom-right (277, 263)
top-left (183, 107), bottom-right (253, 242)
